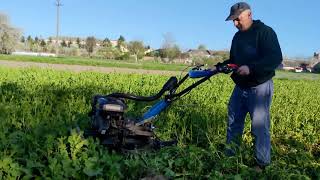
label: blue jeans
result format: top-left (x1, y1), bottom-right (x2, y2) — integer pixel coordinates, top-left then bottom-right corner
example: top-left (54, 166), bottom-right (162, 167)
top-left (226, 79), bottom-right (273, 166)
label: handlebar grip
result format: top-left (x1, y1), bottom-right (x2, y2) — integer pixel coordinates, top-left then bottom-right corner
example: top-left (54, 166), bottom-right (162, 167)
top-left (216, 63), bottom-right (239, 74)
top-left (227, 64), bottom-right (239, 69)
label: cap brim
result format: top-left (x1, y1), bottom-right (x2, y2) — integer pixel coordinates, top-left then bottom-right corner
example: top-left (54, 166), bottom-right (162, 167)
top-left (225, 14), bottom-right (239, 21)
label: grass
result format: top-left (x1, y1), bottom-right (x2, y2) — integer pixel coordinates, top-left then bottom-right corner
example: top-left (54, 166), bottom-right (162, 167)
top-left (275, 70), bottom-right (320, 80)
top-left (1, 54), bottom-right (319, 80)
top-left (0, 54), bottom-right (188, 71)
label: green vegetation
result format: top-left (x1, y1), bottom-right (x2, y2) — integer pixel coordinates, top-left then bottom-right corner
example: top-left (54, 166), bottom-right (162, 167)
top-left (0, 54), bottom-right (188, 71)
top-left (1, 54), bottom-right (320, 80)
top-left (276, 70), bottom-right (320, 80)
top-left (0, 67), bottom-right (319, 179)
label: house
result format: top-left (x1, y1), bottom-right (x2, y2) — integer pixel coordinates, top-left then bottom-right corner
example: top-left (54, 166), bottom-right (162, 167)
top-left (110, 40), bottom-right (118, 47)
top-left (146, 48), bottom-right (162, 57)
top-left (144, 47), bottom-right (153, 55)
top-left (281, 53), bottom-right (320, 73)
top-left (279, 61), bottom-right (295, 71)
top-left (185, 49), bottom-right (212, 58)
top-left (282, 66), bottom-right (295, 71)
top-left (295, 67), bottom-right (303, 73)
top-left (12, 51), bottom-right (56, 57)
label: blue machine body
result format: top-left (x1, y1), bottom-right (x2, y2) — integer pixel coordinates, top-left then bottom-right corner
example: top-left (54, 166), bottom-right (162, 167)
top-left (136, 100), bottom-right (171, 125)
top-left (188, 69), bottom-right (215, 78)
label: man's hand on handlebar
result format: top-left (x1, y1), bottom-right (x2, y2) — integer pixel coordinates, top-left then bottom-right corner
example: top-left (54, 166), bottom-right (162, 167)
top-left (236, 65), bottom-right (250, 75)
top-left (212, 63), bottom-right (239, 74)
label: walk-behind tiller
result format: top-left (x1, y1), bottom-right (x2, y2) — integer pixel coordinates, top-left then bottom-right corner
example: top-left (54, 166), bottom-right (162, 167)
top-left (84, 63), bottom-right (238, 152)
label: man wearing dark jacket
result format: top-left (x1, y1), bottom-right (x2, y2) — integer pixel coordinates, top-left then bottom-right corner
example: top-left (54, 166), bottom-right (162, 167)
top-left (216, 2), bottom-right (283, 170)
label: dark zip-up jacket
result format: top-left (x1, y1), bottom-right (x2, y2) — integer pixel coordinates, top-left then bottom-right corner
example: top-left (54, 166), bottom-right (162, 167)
top-left (222, 20), bottom-right (282, 88)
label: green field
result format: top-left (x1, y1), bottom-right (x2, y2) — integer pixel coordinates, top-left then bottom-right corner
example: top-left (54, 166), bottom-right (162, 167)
top-left (275, 71), bottom-right (320, 80)
top-left (0, 54), bottom-right (188, 71)
top-left (0, 67), bottom-right (319, 179)
top-left (1, 54), bottom-right (319, 81)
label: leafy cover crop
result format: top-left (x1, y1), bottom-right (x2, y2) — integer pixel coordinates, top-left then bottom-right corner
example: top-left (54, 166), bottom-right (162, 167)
top-left (0, 67), bottom-right (319, 179)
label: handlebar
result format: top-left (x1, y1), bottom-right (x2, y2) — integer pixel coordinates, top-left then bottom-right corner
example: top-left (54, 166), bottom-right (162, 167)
top-left (106, 63), bottom-right (239, 101)
top-left (216, 63), bottom-right (239, 74)
top-left (106, 76), bottom-right (178, 101)
top-left (189, 63), bottom-right (238, 78)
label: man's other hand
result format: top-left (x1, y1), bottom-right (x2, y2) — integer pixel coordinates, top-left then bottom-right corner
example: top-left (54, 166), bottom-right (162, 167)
top-left (237, 65), bottom-right (250, 75)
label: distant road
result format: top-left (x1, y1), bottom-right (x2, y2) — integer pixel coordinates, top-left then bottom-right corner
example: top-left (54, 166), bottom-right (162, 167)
top-left (0, 60), bottom-right (179, 76)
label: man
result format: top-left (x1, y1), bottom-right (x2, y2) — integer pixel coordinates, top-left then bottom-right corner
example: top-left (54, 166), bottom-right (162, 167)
top-left (215, 2), bottom-right (283, 170)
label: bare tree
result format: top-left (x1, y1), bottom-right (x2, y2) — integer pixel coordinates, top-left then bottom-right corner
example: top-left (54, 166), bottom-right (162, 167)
top-left (161, 32), bottom-right (181, 61)
top-left (198, 44), bottom-right (207, 50)
top-left (85, 36), bottom-right (96, 57)
top-left (0, 13), bottom-right (21, 54)
top-left (76, 37), bottom-right (81, 48)
top-left (162, 32), bottom-right (175, 49)
top-left (127, 41), bottom-right (145, 62)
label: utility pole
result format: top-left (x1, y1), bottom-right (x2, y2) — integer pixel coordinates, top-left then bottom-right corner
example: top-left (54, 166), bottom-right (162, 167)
top-left (55, 0), bottom-right (62, 57)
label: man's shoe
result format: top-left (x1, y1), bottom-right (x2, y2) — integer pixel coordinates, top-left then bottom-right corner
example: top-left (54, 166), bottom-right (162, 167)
top-left (253, 165), bottom-right (263, 173)
top-left (253, 164), bottom-right (266, 173)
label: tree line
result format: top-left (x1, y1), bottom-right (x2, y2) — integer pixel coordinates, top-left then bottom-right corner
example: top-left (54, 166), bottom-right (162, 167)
top-left (1, 12), bottom-right (229, 65)
top-left (0, 12), bottom-right (183, 62)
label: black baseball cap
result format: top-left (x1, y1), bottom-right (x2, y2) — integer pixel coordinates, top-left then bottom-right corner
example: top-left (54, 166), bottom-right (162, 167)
top-left (225, 2), bottom-right (251, 21)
